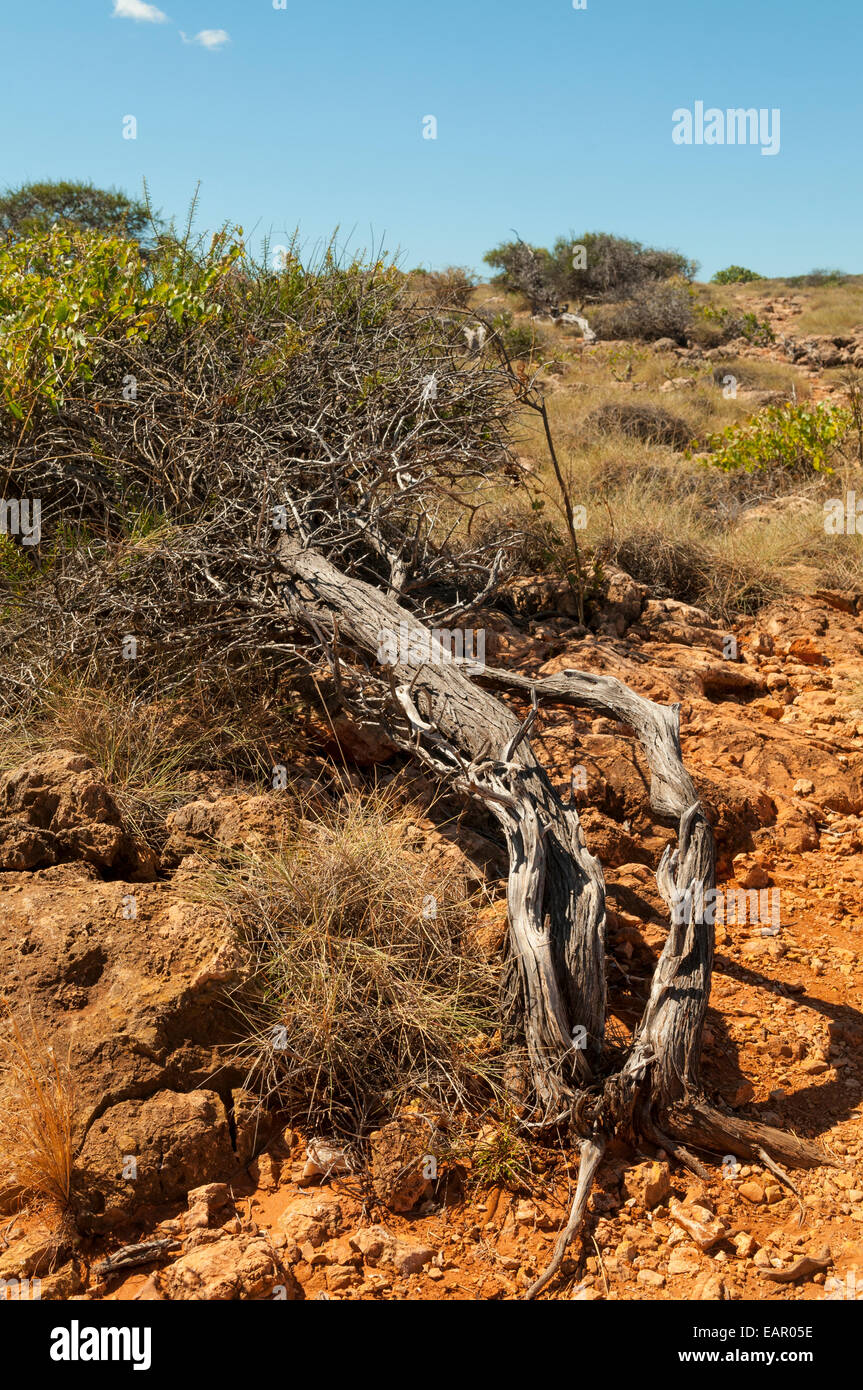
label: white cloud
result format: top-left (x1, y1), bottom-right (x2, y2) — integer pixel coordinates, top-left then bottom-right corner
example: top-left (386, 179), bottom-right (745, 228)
top-left (112, 0), bottom-right (169, 21)
top-left (180, 28), bottom-right (230, 49)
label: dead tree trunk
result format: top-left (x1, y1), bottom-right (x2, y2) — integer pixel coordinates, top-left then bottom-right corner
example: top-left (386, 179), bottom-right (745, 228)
top-left (273, 536), bottom-right (837, 1296)
top-left (275, 536), bottom-right (607, 1108)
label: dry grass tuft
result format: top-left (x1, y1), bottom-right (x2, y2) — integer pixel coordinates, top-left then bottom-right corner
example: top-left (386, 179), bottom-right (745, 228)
top-left (0, 1008), bottom-right (76, 1226)
top-left (189, 785), bottom-right (504, 1135)
top-left (468, 1115), bottom-right (533, 1192)
top-left (0, 675), bottom-right (279, 846)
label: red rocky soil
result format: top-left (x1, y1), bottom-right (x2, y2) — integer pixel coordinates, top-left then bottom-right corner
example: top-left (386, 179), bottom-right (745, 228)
top-left (2, 584), bottom-right (863, 1301)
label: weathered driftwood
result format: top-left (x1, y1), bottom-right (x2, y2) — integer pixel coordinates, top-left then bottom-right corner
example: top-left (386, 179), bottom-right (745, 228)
top-left (94, 1238), bottom-right (180, 1276)
top-left (274, 536), bottom-right (835, 1297)
top-left (475, 666), bottom-right (834, 1171)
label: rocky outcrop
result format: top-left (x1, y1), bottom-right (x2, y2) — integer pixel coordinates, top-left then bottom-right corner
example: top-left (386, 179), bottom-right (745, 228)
top-left (349, 1225), bottom-right (436, 1276)
top-left (161, 791), bottom-right (293, 865)
top-left (780, 330), bottom-right (863, 368)
top-left (157, 1232), bottom-right (300, 1301)
top-left (72, 1090), bottom-right (265, 1232)
top-left (369, 1115), bottom-right (443, 1214)
top-left (0, 750), bottom-right (156, 876)
top-left (0, 850), bottom-right (258, 1229)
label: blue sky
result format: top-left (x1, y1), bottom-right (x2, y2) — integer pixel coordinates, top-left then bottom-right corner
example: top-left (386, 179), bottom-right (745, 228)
top-left (1, 0), bottom-right (860, 279)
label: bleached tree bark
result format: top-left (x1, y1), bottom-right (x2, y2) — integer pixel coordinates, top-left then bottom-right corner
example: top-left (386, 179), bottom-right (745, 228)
top-left (274, 536), bottom-right (837, 1297)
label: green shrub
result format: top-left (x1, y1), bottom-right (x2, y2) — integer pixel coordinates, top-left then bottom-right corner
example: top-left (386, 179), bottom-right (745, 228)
top-left (737, 311), bottom-right (775, 345)
top-left (491, 310), bottom-right (547, 361)
top-left (691, 300), bottom-right (774, 347)
top-left (547, 232), bottom-right (697, 301)
top-left (696, 402), bottom-right (851, 474)
top-left (711, 265), bottom-right (763, 284)
top-left (0, 223), bottom-right (239, 417)
top-left (483, 232), bottom-right (696, 309)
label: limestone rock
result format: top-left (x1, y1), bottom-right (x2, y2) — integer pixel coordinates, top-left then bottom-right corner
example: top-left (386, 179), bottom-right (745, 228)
top-left (72, 1090), bottom-right (238, 1230)
top-left (0, 750), bottom-right (155, 876)
top-left (278, 1194), bottom-right (344, 1248)
top-left (158, 1233), bottom-right (299, 1300)
top-left (623, 1161), bottom-right (670, 1210)
top-left (349, 1225), bottom-right (435, 1276)
top-left (369, 1115), bottom-right (441, 1213)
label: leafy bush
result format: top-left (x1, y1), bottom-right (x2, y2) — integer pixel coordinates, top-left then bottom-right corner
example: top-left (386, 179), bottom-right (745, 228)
top-left (547, 232), bottom-right (697, 301)
top-left (711, 265), bottom-right (763, 284)
top-left (697, 402), bottom-right (851, 473)
top-left (0, 223), bottom-right (239, 417)
top-left (690, 300), bottom-right (775, 348)
top-left (735, 311), bottom-right (775, 345)
top-left (483, 232), bottom-right (696, 309)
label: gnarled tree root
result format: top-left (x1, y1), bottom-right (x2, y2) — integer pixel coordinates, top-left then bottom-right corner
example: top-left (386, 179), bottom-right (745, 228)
top-left (523, 1097), bottom-right (838, 1301)
top-left (525, 1135), bottom-right (606, 1301)
top-left (665, 1097), bottom-right (841, 1170)
top-left (523, 1091), bottom-right (839, 1300)
top-left (274, 538), bottom-right (841, 1302)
